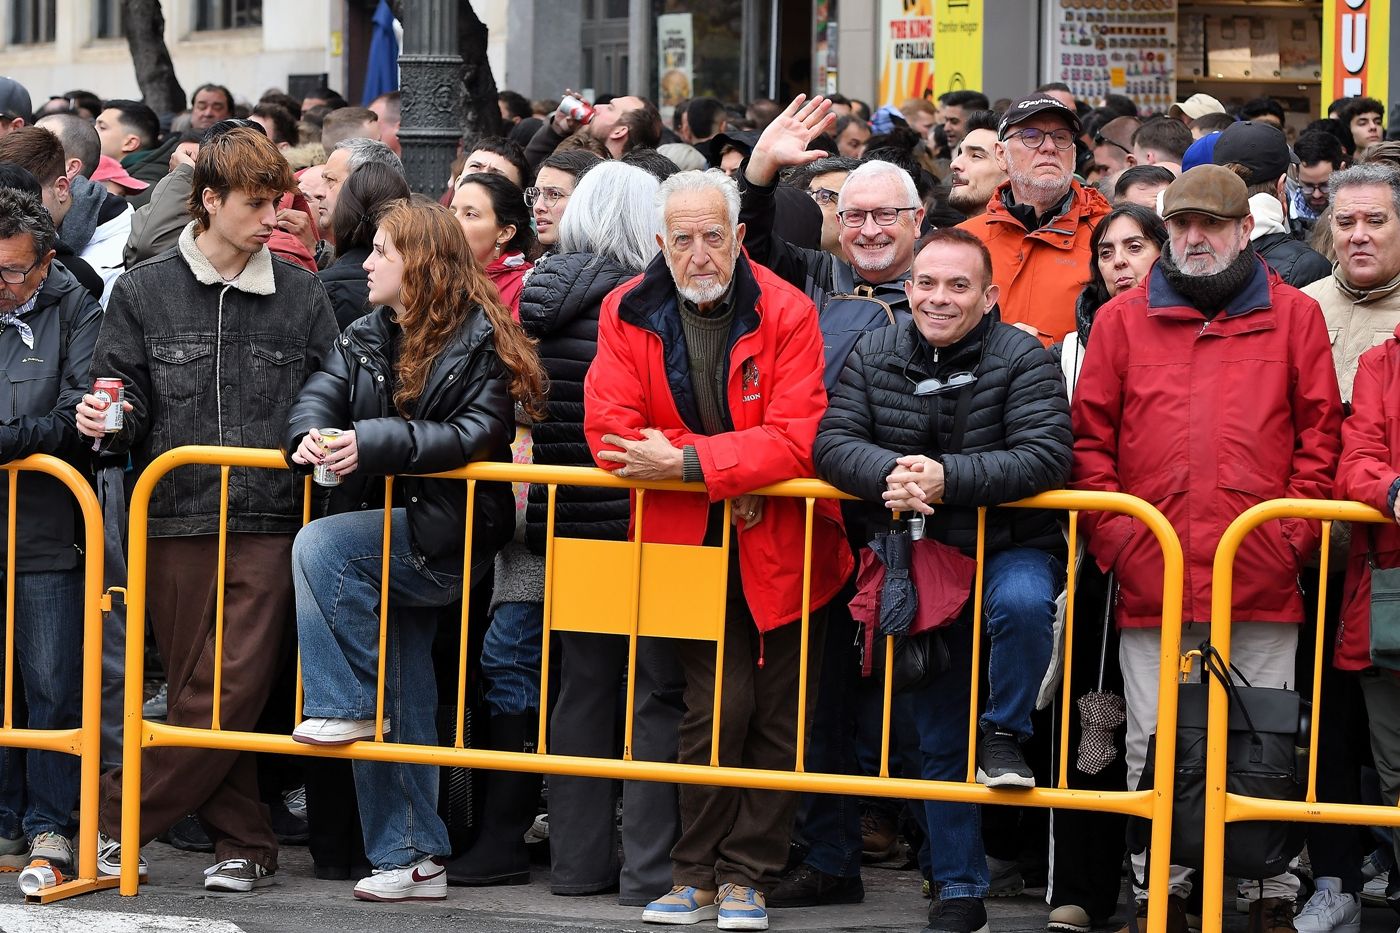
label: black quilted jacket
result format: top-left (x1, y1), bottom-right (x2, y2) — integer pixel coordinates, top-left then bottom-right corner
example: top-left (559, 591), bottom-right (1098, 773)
top-left (518, 250), bottom-right (635, 552)
top-left (814, 312), bottom-right (1073, 554)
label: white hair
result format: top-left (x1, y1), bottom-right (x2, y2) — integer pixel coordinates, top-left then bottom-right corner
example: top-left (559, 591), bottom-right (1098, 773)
top-left (557, 161), bottom-right (661, 275)
top-left (655, 169), bottom-right (741, 233)
top-left (836, 160), bottom-right (920, 212)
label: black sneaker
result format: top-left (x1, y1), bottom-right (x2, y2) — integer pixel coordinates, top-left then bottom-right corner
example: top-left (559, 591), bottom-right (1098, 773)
top-left (767, 863), bottom-right (865, 908)
top-left (159, 814), bottom-right (214, 853)
top-left (976, 731), bottom-right (1035, 788)
top-left (923, 896), bottom-right (990, 933)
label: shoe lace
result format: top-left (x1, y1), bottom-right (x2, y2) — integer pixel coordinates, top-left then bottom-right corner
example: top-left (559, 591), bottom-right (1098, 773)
top-left (1298, 889), bottom-right (1346, 918)
top-left (983, 732), bottom-right (1022, 762)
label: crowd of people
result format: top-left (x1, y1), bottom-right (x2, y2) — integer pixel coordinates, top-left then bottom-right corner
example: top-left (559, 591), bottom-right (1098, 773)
top-left (1, 67), bottom-right (1400, 933)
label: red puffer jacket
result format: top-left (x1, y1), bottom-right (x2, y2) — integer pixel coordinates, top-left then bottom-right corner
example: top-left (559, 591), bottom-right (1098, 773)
top-left (584, 252), bottom-right (853, 633)
top-left (1336, 328), bottom-right (1400, 670)
top-left (1072, 257), bottom-right (1342, 629)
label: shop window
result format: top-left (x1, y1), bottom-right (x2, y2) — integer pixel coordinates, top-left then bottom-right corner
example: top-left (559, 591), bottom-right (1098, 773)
top-left (194, 0), bottom-right (262, 31)
top-left (9, 0), bottom-right (56, 45)
top-left (94, 0), bottom-right (124, 38)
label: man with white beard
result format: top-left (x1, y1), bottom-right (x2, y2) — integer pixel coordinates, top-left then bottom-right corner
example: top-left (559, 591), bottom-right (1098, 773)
top-left (959, 94), bottom-right (1110, 346)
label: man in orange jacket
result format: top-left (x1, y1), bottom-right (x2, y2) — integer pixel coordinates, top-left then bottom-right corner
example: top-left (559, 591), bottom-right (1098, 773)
top-left (958, 94), bottom-right (1111, 345)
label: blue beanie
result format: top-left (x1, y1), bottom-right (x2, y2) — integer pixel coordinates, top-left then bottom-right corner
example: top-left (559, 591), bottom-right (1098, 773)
top-left (1181, 131), bottom-right (1221, 172)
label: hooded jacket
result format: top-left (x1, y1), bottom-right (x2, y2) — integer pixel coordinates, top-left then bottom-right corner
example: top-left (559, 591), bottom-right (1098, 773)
top-left (1071, 256), bottom-right (1342, 629)
top-left (1304, 267), bottom-right (1400, 405)
top-left (517, 250), bottom-right (633, 552)
top-left (957, 179), bottom-right (1111, 346)
top-left (1248, 192), bottom-right (1331, 289)
top-left (583, 252), bottom-right (853, 633)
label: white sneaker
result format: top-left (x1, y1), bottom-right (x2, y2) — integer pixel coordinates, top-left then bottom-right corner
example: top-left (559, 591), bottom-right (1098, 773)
top-left (1363, 871), bottom-right (1391, 907)
top-left (204, 857), bottom-right (276, 892)
top-left (353, 855), bottom-right (447, 902)
top-left (292, 717), bottom-right (390, 745)
top-left (96, 832), bottom-right (147, 878)
top-left (28, 832), bottom-right (72, 871)
top-left (1293, 882), bottom-right (1360, 933)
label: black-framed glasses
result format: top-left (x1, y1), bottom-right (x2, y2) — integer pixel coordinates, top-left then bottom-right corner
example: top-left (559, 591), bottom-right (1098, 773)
top-left (836, 206), bottom-right (918, 228)
top-left (1094, 133), bottom-right (1132, 156)
top-left (0, 257), bottom-right (41, 285)
top-left (524, 186), bottom-right (570, 207)
top-left (808, 187), bottom-right (840, 206)
top-left (1298, 181), bottom-right (1330, 195)
top-left (1010, 127), bottom-right (1077, 150)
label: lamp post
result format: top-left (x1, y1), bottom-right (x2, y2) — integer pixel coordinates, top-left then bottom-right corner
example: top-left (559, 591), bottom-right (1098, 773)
top-left (396, 0), bottom-right (463, 196)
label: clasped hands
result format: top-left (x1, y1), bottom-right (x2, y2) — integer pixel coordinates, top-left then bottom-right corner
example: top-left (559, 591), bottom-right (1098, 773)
top-left (883, 454), bottom-right (944, 516)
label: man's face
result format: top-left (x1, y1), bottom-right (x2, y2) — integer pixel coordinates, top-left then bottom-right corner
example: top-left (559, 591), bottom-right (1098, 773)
top-left (369, 99), bottom-right (400, 155)
top-left (836, 121), bottom-right (871, 159)
top-left (999, 115), bottom-right (1076, 203)
top-left (1120, 180), bottom-right (1170, 210)
top-left (1298, 161), bottom-right (1336, 213)
top-left (191, 89), bottom-right (230, 131)
top-left (204, 187), bottom-right (280, 255)
top-left (1352, 111), bottom-right (1384, 150)
top-left (465, 148), bottom-right (522, 187)
top-left (906, 109), bottom-right (936, 139)
top-left (588, 96), bottom-right (644, 148)
top-left (806, 170), bottom-right (849, 255)
top-left (942, 105), bottom-right (970, 148)
top-left (836, 173), bottom-right (923, 280)
top-left (318, 148), bottom-right (354, 226)
top-left (1093, 137), bottom-right (1134, 184)
top-left (719, 148), bottom-right (744, 178)
top-left (948, 128), bottom-right (1006, 215)
top-left (531, 166), bottom-right (576, 247)
top-left (1332, 183), bottom-right (1400, 289)
top-left (904, 242), bottom-right (998, 347)
top-left (0, 234), bottom-right (53, 315)
top-left (95, 108), bottom-right (139, 159)
top-left (1166, 212), bottom-right (1253, 276)
top-left (657, 188), bottom-right (744, 306)
top-left (298, 165), bottom-right (327, 204)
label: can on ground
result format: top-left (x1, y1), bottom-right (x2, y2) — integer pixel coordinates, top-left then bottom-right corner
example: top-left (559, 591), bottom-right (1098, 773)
top-left (18, 859), bottom-right (62, 895)
top-left (92, 377), bottom-right (124, 432)
top-left (314, 428), bottom-right (345, 487)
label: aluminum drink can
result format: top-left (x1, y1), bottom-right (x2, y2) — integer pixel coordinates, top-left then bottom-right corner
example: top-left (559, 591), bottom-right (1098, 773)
top-left (92, 377), bottom-right (123, 433)
top-left (18, 859), bottom-right (63, 895)
top-left (558, 94), bottom-right (595, 125)
top-left (313, 428), bottom-right (344, 487)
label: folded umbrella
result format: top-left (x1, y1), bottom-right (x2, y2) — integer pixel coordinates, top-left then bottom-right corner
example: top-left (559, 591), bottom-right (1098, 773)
top-left (1075, 574), bottom-right (1126, 775)
top-left (871, 527), bottom-right (917, 636)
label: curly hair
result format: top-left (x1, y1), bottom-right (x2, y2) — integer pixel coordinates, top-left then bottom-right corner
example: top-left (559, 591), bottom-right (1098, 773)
top-left (376, 196), bottom-right (547, 420)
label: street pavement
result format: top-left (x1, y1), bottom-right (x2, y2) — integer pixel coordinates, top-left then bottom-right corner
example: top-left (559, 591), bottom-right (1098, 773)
top-left (2, 841), bottom-right (1399, 932)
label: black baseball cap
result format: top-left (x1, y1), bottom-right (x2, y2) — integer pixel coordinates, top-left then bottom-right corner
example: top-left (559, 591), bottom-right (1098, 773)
top-left (998, 94), bottom-right (1082, 139)
top-left (1212, 120), bottom-right (1291, 185)
top-left (0, 77), bottom-right (31, 123)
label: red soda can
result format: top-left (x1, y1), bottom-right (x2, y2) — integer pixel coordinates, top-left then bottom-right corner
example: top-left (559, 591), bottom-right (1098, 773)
top-left (558, 95), bottom-right (595, 126)
top-left (92, 377), bottom-right (124, 433)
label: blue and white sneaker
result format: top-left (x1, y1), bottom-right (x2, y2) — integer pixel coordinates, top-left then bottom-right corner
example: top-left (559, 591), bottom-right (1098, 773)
top-left (717, 883), bottom-right (769, 931)
top-left (642, 885), bottom-right (719, 925)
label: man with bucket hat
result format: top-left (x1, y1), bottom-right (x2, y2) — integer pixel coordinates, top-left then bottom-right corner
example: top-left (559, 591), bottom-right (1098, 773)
top-left (1071, 165), bottom-right (1342, 933)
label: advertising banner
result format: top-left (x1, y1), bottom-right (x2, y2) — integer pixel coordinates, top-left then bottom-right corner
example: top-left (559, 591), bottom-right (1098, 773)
top-left (934, 0), bottom-right (983, 96)
top-left (657, 13), bottom-right (694, 110)
top-left (1323, 0), bottom-right (1389, 111)
top-left (878, 0), bottom-right (935, 105)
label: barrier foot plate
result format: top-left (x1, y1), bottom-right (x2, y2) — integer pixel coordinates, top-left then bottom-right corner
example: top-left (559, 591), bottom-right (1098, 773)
top-left (27, 874), bottom-right (123, 903)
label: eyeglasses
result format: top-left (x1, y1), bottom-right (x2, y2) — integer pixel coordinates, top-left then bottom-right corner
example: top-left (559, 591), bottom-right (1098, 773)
top-left (1009, 127), bottom-right (1077, 150)
top-left (808, 187), bottom-right (840, 206)
top-left (524, 186), bottom-right (570, 207)
top-left (1094, 133), bottom-right (1132, 156)
top-left (0, 257), bottom-right (42, 285)
top-left (835, 206), bottom-right (919, 228)
top-left (1298, 181), bottom-right (1330, 195)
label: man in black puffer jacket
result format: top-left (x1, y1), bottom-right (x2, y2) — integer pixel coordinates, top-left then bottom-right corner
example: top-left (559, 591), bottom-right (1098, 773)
top-left (814, 229), bottom-right (1071, 933)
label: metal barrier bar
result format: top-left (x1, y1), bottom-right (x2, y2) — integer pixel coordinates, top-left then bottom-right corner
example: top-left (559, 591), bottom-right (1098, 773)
top-left (452, 479), bottom-right (477, 749)
top-left (0, 456), bottom-right (117, 901)
top-left (117, 446), bottom-right (1184, 933)
top-left (1202, 498), bottom-right (1388, 933)
top-left (1058, 512), bottom-right (1080, 790)
top-left (210, 466), bottom-right (230, 731)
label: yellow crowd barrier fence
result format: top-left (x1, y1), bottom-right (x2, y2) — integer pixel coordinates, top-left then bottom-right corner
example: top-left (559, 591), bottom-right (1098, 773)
top-left (0, 455), bottom-right (114, 902)
top-left (115, 445), bottom-right (1186, 932)
top-left (1202, 499), bottom-right (1390, 933)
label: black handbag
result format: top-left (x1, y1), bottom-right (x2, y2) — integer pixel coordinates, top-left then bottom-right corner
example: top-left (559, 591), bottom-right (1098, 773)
top-left (1129, 643), bottom-right (1307, 880)
top-left (1368, 527), bottom-right (1400, 671)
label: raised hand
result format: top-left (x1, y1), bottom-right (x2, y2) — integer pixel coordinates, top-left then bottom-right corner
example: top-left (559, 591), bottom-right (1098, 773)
top-left (746, 95), bottom-right (838, 186)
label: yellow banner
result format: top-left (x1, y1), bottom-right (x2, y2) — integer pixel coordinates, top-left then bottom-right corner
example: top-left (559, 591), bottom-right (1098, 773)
top-left (934, 0), bottom-right (984, 96)
top-left (1322, 0), bottom-right (1389, 113)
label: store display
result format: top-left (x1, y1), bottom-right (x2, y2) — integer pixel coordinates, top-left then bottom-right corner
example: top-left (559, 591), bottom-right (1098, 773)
top-left (1048, 0), bottom-right (1177, 115)
top-left (1277, 15), bottom-right (1321, 81)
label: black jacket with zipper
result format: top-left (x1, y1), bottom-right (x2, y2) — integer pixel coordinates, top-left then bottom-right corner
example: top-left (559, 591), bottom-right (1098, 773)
top-left (284, 304), bottom-right (515, 573)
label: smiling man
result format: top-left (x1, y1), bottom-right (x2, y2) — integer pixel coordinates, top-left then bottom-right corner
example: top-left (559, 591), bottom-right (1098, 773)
top-left (958, 94), bottom-right (1110, 345)
top-left (815, 228), bottom-right (1071, 933)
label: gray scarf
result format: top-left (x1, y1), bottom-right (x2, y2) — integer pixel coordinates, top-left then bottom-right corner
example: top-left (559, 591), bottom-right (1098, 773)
top-left (61, 174), bottom-right (108, 253)
top-left (1158, 249), bottom-right (1256, 317)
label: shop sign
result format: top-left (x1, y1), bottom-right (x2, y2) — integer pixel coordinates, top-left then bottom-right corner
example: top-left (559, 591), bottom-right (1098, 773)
top-left (879, 0), bottom-right (935, 105)
top-left (1324, 0), bottom-right (1389, 108)
top-left (934, 0), bottom-right (983, 96)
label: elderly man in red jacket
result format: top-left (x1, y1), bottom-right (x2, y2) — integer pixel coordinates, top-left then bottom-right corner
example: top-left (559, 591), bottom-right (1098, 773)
top-left (1072, 164), bottom-right (1342, 933)
top-left (584, 169), bottom-right (852, 933)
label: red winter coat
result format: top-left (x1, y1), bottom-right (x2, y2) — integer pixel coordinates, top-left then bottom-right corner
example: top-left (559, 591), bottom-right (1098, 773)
top-left (1336, 327), bottom-right (1400, 670)
top-left (583, 252), bottom-right (853, 633)
top-left (1072, 257), bottom-right (1342, 629)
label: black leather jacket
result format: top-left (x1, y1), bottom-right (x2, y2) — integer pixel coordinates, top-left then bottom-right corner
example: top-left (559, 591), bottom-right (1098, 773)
top-left (284, 305), bottom-right (515, 572)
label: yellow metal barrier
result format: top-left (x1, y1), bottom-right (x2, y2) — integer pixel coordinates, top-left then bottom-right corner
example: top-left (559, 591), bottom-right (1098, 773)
top-left (119, 445), bottom-right (1185, 931)
top-left (0, 455), bottom-right (116, 902)
top-left (1202, 499), bottom-right (1388, 933)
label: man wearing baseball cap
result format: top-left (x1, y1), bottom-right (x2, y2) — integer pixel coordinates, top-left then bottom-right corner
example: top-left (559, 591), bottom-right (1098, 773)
top-left (1072, 164), bottom-right (1341, 933)
top-left (958, 93), bottom-right (1110, 346)
top-left (1213, 120), bottom-right (1331, 288)
top-left (0, 76), bottom-right (33, 136)
top-left (1168, 92), bottom-right (1227, 125)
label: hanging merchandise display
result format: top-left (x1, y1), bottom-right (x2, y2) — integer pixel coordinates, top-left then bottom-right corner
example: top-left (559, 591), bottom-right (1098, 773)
top-left (1047, 0), bottom-right (1177, 114)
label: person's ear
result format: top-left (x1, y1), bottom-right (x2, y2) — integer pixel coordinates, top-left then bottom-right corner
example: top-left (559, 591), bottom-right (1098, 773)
top-left (122, 132), bottom-right (141, 155)
top-left (734, 222), bottom-right (746, 248)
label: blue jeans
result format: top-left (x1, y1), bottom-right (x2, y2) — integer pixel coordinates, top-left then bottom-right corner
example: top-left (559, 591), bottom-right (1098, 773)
top-left (482, 601), bottom-right (542, 716)
top-left (909, 546), bottom-right (1061, 899)
top-left (0, 569), bottom-right (84, 840)
top-left (293, 509), bottom-right (463, 869)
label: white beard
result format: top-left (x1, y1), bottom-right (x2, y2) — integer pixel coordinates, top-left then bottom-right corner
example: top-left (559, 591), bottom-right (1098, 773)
top-left (677, 278), bottom-right (728, 306)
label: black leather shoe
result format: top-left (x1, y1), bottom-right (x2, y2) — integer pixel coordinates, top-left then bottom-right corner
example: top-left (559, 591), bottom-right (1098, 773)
top-left (767, 863), bottom-right (865, 908)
